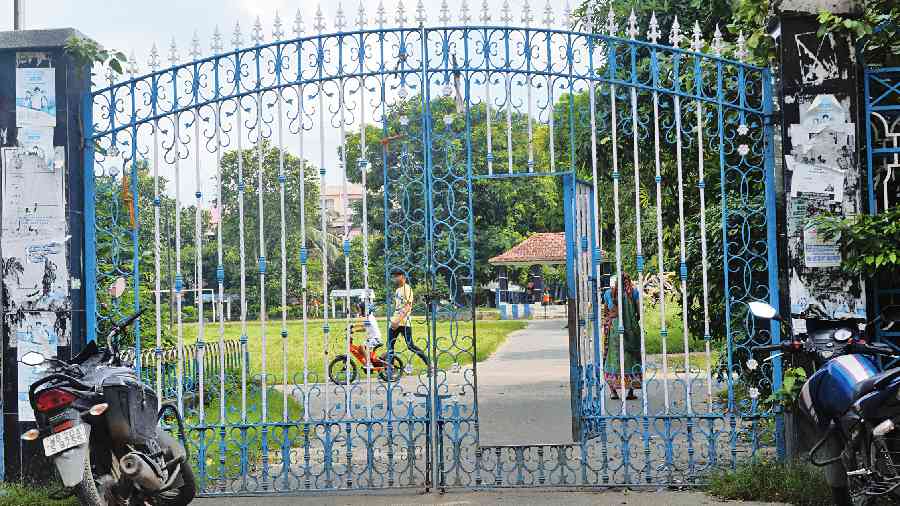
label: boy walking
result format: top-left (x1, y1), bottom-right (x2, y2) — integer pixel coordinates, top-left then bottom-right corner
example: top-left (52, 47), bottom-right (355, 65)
top-left (388, 269), bottom-right (429, 368)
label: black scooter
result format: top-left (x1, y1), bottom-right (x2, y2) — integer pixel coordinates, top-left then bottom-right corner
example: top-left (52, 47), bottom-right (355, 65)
top-left (750, 301), bottom-right (900, 505)
top-left (19, 309), bottom-right (195, 506)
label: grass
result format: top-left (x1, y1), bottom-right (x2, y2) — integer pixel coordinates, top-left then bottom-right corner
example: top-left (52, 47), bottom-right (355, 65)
top-left (0, 483), bottom-right (76, 506)
top-left (183, 318), bottom-right (527, 383)
top-left (707, 458), bottom-right (831, 505)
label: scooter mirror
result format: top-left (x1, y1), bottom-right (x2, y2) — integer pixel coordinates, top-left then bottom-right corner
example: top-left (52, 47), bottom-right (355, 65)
top-left (748, 301), bottom-right (779, 320)
top-left (20, 351), bottom-right (46, 366)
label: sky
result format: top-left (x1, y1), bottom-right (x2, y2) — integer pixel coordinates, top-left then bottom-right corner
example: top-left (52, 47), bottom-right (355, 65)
top-left (0, 0), bottom-right (579, 201)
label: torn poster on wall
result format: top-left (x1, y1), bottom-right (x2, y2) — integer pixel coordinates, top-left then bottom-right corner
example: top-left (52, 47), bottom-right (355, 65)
top-left (786, 94), bottom-right (865, 319)
top-left (15, 67), bottom-right (56, 127)
top-left (15, 313), bottom-right (65, 421)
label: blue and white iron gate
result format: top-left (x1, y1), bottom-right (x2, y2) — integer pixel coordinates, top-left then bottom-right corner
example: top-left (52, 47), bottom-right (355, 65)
top-left (83, 1), bottom-right (782, 495)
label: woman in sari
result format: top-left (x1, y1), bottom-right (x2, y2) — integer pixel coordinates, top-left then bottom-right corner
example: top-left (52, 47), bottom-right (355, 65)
top-left (602, 273), bottom-right (642, 400)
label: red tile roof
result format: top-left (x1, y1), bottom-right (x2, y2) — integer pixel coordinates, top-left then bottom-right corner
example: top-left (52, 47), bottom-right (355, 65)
top-left (488, 232), bottom-right (567, 266)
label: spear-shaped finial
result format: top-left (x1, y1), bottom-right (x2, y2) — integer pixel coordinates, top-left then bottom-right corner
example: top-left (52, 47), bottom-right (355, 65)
top-left (542, 0), bottom-right (554, 27)
top-left (669, 16), bottom-right (683, 48)
top-left (626, 9), bottom-right (639, 39)
top-left (521, 0), bottom-right (533, 27)
top-left (232, 21), bottom-right (243, 48)
top-left (712, 24), bottom-right (723, 56)
top-left (273, 11), bottom-right (285, 40)
top-left (647, 12), bottom-right (660, 43)
top-left (735, 30), bottom-right (748, 61)
top-left (168, 37), bottom-right (179, 66)
top-left (480, 0), bottom-right (491, 23)
top-left (690, 21), bottom-right (704, 52)
top-left (149, 43), bottom-right (161, 71)
top-left (212, 25), bottom-right (224, 53)
top-left (356, 2), bottom-right (367, 28)
top-left (606, 6), bottom-right (617, 36)
top-left (313, 4), bottom-right (327, 33)
top-left (392, 0), bottom-right (404, 26)
top-left (415, 0), bottom-right (426, 25)
top-left (562, 1), bottom-right (573, 29)
top-left (439, 0), bottom-right (450, 25)
top-left (335, 3), bottom-right (347, 31)
top-left (500, 0), bottom-right (512, 25)
top-left (251, 16), bottom-right (264, 44)
top-left (190, 30), bottom-right (202, 59)
top-left (127, 50), bottom-right (138, 76)
top-left (293, 10), bottom-right (305, 36)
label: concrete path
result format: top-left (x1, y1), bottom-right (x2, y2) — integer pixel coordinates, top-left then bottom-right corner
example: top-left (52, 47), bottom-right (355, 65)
top-left (476, 319), bottom-right (575, 445)
top-left (193, 489), bottom-right (784, 505)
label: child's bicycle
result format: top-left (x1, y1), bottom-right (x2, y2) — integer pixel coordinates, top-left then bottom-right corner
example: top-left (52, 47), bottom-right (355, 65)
top-left (328, 327), bottom-right (404, 385)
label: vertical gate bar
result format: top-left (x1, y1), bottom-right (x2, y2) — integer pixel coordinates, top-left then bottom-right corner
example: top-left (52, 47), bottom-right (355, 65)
top-left (214, 86), bottom-right (227, 487)
top-left (864, 70), bottom-right (877, 213)
top-left (546, 31), bottom-right (556, 172)
top-left (318, 75), bottom-right (330, 418)
top-left (173, 60), bottom-right (185, 417)
top-left (649, 33), bottom-right (670, 413)
top-left (762, 67), bottom-right (784, 457)
top-left (693, 53), bottom-right (714, 412)
top-left (129, 78), bottom-right (142, 372)
top-left (504, 25), bottom-right (512, 175)
top-left (587, 18), bottom-right (605, 419)
top-left (526, 30), bottom-right (534, 172)
top-left (295, 43), bottom-right (311, 417)
top-left (276, 43), bottom-right (289, 425)
top-left (341, 74), bottom-right (354, 419)
top-left (608, 65), bottom-right (626, 416)
top-left (152, 110), bottom-right (163, 411)
top-left (192, 52), bottom-right (207, 482)
top-left (671, 48), bottom-right (692, 415)
top-left (358, 31), bottom-right (373, 420)
top-left (255, 88), bottom-right (271, 486)
top-left (82, 93), bottom-right (97, 344)
top-left (715, 56), bottom-right (736, 462)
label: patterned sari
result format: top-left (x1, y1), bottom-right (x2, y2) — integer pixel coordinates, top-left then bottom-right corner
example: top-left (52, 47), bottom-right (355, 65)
top-left (602, 274), bottom-right (643, 392)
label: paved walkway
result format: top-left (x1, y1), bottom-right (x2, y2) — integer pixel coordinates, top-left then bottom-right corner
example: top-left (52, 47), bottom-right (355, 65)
top-left (194, 489), bottom-right (783, 505)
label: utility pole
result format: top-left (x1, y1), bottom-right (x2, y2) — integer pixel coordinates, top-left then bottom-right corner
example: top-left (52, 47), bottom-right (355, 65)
top-left (13, 0), bottom-right (23, 30)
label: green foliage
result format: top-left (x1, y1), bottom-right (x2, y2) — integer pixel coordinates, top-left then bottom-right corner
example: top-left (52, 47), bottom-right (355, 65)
top-left (817, 0), bottom-right (900, 65)
top-left (63, 35), bottom-right (127, 81)
top-left (815, 206), bottom-right (900, 278)
top-left (765, 366), bottom-right (807, 410)
top-left (0, 484), bottom-right (75, 506)
top-left (707, 459), bottom-right (831, 505)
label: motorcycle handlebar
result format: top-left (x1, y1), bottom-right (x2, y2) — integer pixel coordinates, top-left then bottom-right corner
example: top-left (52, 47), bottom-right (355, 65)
top-left (114, 308), bottom-right (147, 332)
top-left (752, 343), bottom-right (784, 353)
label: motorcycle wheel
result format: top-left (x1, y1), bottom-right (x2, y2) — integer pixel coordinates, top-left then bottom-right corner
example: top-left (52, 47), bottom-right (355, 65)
top-left (72, 450), bottom-right (125, 506)
top-left (377, 354), bottom-right (404, 382)
top-left (328, 355), bottom-right (358, 385)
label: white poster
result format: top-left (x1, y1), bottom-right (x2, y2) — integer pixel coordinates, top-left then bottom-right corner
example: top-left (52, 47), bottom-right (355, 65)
top-left (17, 126), bottom-right (56, 171)
top-left (803, 225), bottom-right (841, 268)
top-left (16, 67), bottom-right (56, 127)
top-left (787, 158), bottom-right (845, 203)
top-left (1, 147), bottom-right (66, 239)
top-left (15, 314), bottom-right (62, 421)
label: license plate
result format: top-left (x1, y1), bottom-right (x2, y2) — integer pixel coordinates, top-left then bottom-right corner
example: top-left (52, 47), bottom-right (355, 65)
top-left (43, 424), bottom-right (88, 457)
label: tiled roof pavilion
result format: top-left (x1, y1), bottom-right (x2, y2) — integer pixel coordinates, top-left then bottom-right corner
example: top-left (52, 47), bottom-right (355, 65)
top-left (488, 232), bottom-right (567, 266)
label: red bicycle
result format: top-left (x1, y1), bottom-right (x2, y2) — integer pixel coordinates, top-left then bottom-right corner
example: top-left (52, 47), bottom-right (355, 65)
top-left (328, 327), bottom-right (404, 385)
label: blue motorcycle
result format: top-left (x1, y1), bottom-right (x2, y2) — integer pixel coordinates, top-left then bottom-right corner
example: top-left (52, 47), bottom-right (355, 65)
top-left (750, 301), bottom-right (900, 505)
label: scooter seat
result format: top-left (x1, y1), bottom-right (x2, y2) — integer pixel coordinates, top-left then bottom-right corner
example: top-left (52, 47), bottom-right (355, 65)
top-left (854, 367), bottom-right (900, 400)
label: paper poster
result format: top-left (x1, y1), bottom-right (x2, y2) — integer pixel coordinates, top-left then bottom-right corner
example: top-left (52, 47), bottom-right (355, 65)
top-left (787, 157), bottom-right (845, 203)
top-left (17, 126), bottom-right (56, 171)
top-left (16, 313), bottom-right (62, 421)
top-left (16, 67), bottom-right (56, 127)
top-left (803, 225), bottom-right (841, 268)
top-left (2, 147), bottom-right (67, 238)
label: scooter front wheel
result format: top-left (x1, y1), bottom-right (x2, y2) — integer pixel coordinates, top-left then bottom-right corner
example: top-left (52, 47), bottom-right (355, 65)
top-left (329, 355), bottom-right (359, 385)
top-left (377, 354), bottom-right (404, 382)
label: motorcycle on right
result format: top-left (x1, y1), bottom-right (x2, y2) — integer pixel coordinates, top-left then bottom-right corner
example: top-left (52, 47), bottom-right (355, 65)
top-left (750, 301), bottom-right (900, 505)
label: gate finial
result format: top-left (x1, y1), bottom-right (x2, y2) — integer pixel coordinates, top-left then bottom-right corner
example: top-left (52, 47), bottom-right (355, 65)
top-left (212, 26), bottom-right (224, 54)
top-left (232, 21), bottom-right (243, 49)
top-left (690, 21), bottom-right (704, 52)
top-left (251, 16), bottom-right (264, 44)
top-left (356, 2), bottom-right (367, 29)
top-left (647, 12), bottom-right (660, 43)
top-left (542, 0), bottom-right (554, 28)
top-left (415, 0), bottom-right (427, 25)
top-left (149, 43), bottom-right (160, 71)
top-left (735, 31), bottom-right (747, 61)
top-left (127, 50), bottom-right (138, 77)
top-left (500, 0), bottom-right (512, 25)
top-left (480, 0), bottom-right (492, 23)
top-left (669, 16), bottom-right (683, 48)
top-left (168, 37), bottom-right (179, 66)
top-left (392, 0), bottom-right (404, 26)
top-left (190, 30), bottom-right (201, 60)
top-left (460, 0), bottom-right (472, 25)
top-left (439, 0), bottom-right (450, 25)
top-left (314, 5), bottom-right (327, 33)
top-left (273, 11), bottom-right (285, 40)
top-left (712, 25), bottom-right (723, 56)
top-left (563, 1), bottom-right (573, 29)
top-left (293, 10), bottom-right (305, 36)
top-left (521, 0), bottom-right (533, 27)
top-left (606, 6), bottom-right (617, 37)
top-left (626, 9), bottom-right (638, 40)
top-left (335, 3), bottom-right (347, 32)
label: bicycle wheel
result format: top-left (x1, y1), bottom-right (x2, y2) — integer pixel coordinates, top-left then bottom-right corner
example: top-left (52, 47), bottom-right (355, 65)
top-left (377, 354), bottom-right (404, 382)
top-left (328, 355), bottom-right (358, 385)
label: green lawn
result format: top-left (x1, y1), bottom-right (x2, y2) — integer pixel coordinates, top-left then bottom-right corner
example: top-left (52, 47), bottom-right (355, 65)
top-left (183, 318), bottom-right (527, 384)
top-left (0, 484), bottom-right (75, 506)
